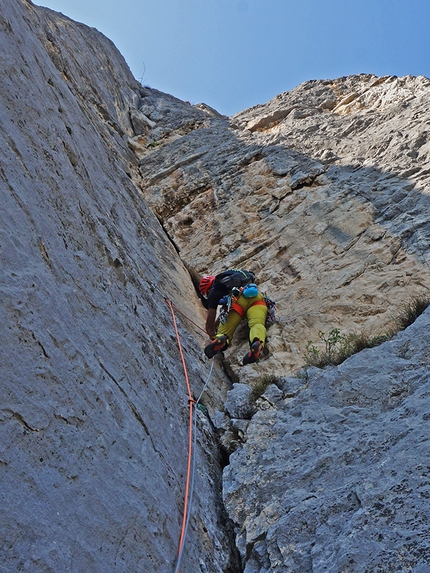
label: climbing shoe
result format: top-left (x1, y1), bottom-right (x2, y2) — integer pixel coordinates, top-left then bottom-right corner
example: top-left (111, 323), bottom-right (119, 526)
top-left (204, 334), bottom-right (229, 359)
top-left (243, 338), bottom-right (263, 365)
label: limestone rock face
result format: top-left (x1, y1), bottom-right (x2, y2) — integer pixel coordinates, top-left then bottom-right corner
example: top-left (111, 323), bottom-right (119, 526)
top-left (0, 1), bottom-right (236, 572)
top-left (3, 1), bottom-right (430, 572)
top-left (136, 74), bottom-right (430, 380)
top-left (133, 73), bottom-right (430, 571)
top-left (223, 310), bottom-right (430, 572)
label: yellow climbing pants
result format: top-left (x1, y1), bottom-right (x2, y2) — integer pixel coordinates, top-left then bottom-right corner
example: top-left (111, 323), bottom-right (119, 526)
top-left (216, 292), bottom-right (267, 346)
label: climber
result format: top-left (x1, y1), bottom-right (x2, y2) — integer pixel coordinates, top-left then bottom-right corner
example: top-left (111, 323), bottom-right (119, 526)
top-left (199, 269), bottom-right (268, 365)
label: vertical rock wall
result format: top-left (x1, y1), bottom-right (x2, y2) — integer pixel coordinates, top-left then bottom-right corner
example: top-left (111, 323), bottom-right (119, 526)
top-left (134, 78), bottom-right (430, 380)
top-left (127, 67), bottom-right (430, 572)
top-left (0, 1), bottom-right (236, 572)
top-left (3, 1), bottom-right (430, 572)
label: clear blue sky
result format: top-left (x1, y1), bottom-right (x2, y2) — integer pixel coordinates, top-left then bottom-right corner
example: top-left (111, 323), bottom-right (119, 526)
top-left (35, 0), bottom-right (430, 116)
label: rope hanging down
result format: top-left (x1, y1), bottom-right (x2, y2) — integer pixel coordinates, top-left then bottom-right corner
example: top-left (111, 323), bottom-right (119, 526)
top-left (164, 296), bottom-right (214, 573)
top-left (167, 299), bottom-right (193, 558)
top-left (174, 359), bottom-right (214, 573)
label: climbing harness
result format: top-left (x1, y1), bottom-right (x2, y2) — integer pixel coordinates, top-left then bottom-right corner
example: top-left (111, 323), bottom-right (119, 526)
top-left (218, 288), bottom-right (278, 325)
top-left (218, 287), bottom-right (242, 324)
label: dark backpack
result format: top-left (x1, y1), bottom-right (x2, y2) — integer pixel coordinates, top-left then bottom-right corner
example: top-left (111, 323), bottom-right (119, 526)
top-left (216, 269), bottom-right (255, 291)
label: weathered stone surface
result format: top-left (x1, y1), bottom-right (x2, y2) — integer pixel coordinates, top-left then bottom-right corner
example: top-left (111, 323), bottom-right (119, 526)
top-left (136, 74), bottom-right (430, 380)
top-left (233, 74), bottom-right (430, 253)
top-left (224, 383), bottom-right (256, 420)
top-left (0, 1), bottom-right (237, 572)
top-left (3, 1), bottom-right (430, 572)
top-left (223, 309), bottom-right (430, 572)
top-left (133, 72), bottom-right (430, 572)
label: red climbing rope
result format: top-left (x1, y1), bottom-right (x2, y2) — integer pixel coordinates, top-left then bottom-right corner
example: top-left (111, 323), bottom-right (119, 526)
top-left (157, 284), bottom-right (214, 571)
top-left (166, 299), bottom-right (195, 571)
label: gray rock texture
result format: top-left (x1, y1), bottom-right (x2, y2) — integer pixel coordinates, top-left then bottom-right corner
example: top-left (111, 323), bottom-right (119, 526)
top-left (223, 310), bottom-right (430, 572)
top-left (0, 1), bottom-right (237, 572)
top-left (2, 1), bottom-right (430, 572)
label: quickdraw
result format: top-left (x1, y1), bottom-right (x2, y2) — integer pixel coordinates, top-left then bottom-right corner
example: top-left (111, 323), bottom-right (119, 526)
top-left (264, 294), bottom-right (278, 324)
top-left (218, 287), bottom-right (243, 324)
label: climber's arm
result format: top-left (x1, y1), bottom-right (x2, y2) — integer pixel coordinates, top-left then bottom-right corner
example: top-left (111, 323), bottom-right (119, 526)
top-left (205, 308), bottom-right (217, 338)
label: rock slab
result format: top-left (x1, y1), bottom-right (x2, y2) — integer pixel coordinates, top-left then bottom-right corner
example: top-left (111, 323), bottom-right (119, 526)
top-left (223, 310), bottom-right (430, 572)
top-left (0, 1), bottom-right (236, 572)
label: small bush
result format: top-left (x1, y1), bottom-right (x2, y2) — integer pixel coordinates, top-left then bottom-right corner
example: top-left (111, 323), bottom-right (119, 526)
top-left (303, 328), bottom-right (390, 369)
top-left (393, 294), bottom-right (430, 331)
top-left (302, 294), bottom-right (430, 370)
